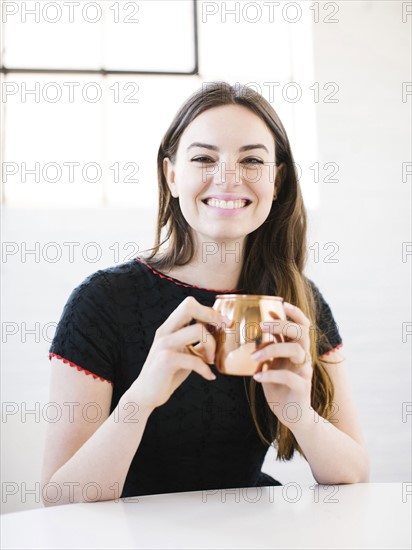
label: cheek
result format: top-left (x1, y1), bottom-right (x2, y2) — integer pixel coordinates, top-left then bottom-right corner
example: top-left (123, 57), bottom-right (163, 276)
top-left (252, 181), bottom-right (275, 204)
top-left (178, 195), bottom-right (201, 221)
top-left (177, 167), bottom-right (205, 193)
top-left (247, 168), bottom-right (274, 192)
top-left (253, 187), bottom-right (275, 219)
top-left (258, 201), bottom-right (274, 222)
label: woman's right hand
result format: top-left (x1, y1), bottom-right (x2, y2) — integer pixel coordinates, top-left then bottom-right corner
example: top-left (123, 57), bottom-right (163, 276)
top-left (131, 296), bottom-right (230, 410)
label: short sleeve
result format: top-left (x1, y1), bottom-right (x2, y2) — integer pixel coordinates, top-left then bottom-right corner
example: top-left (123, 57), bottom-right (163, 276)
top-left (48, 270), bottom-right (119, 384)
top-left (307, 279), bottom-right (343, 357)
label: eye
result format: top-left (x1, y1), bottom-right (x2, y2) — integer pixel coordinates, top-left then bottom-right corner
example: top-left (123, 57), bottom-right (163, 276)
top-left (192, 156), bottom-right (215, 163)
top-left (242, 157), bottom-right (264, 165)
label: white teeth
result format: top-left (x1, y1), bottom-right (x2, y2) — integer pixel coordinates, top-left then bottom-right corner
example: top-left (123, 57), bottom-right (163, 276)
top-left (205, 198), bottom-right (248, 209)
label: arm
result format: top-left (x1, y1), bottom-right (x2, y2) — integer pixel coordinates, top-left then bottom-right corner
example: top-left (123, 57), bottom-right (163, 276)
top-left (289, 348), bottom-right (370, 485)
top-left (41, 359), bottom-right (153, 506)
top-left (42, 295), bottom-right (222, 506)
top-left (252, 298), bottom-right (370, 485)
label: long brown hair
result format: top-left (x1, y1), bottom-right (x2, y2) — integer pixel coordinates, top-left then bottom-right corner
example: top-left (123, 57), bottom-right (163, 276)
top-left (143, 81), bottom-right (341, 460)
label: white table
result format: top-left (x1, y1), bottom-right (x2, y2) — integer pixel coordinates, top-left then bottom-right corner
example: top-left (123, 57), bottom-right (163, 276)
top-left (1, 483), bottom-right (410, 549)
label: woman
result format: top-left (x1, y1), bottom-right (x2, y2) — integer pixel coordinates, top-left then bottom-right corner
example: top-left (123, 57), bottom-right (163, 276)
top-left (41, 82), bottom-right (369, 506)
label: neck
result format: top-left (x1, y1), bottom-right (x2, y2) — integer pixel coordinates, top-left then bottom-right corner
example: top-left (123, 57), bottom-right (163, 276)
top-left (158, 238), bottom-right (246, 291)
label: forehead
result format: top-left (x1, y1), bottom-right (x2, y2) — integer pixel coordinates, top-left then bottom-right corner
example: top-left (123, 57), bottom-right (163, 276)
top-left (178, 104), bottom-right (274, 150)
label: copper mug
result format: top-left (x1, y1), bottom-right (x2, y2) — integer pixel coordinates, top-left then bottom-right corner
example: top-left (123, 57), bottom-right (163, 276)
top-left (188, 294), bottom-right (286, 376)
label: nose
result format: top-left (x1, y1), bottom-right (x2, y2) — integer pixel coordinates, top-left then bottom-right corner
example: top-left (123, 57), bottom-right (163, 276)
top-left (214, 160), bottom-right (242, 187)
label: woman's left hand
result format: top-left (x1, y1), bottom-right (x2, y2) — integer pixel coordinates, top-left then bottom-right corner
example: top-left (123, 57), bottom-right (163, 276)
top-left (251, 302), bottom-right (313, 430)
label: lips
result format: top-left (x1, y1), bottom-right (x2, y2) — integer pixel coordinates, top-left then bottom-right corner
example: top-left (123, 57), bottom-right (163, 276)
top-left (201, 195), bottom-right (252, 202)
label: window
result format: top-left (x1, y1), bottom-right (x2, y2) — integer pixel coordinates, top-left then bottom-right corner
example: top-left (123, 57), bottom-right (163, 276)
top-left (1, 0), bottom-right (319, 208)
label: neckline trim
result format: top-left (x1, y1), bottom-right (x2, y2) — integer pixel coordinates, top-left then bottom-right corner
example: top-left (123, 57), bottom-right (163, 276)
top-left (135, 256), bottom-right (244, 293)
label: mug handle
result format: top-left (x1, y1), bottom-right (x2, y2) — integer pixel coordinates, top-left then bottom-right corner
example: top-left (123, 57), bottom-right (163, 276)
top-left (185, 344), bottom-right (214, 365)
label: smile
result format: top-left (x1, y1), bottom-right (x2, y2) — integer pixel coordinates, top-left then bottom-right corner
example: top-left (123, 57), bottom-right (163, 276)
top-left (202, 198), bottom-right (252, 210)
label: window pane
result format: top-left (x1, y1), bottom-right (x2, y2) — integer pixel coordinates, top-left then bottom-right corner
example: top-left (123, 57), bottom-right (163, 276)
top-left (3, 75), bottom-right (104, 207)
top-left (103, 1), bottom-right (196, 72)
top-left (197, 0), bottom-right (291, 81)
top-left (3, 0), bottom-right (195, 72)
top-left (3, 1), bottom-right (102, 69)
top-left (104, 74), bottom-right (203, 207)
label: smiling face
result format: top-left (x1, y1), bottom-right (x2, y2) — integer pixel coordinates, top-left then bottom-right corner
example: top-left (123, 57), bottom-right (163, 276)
top-left (163, 104), bottom-right (278, 253)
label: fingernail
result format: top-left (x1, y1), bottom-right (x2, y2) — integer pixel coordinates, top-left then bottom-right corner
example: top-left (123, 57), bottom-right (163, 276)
top-left (251, 350), bottom-right (264, 360)
top-left (209, 373), bottom-right (216, 380)
top-left (283, 302), bottom-right (293, 308)
top-left (253, 373), bottom-right (262, 380)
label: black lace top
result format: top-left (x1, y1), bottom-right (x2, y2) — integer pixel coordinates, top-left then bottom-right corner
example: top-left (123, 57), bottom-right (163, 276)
top-left (48, 256), bottom-right (343, 498)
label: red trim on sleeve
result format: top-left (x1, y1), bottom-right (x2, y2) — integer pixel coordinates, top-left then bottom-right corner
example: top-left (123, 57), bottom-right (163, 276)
top-left (49, 353), bottom-right (113, 385)
top-left (319, 343), bottom-right (343, 356)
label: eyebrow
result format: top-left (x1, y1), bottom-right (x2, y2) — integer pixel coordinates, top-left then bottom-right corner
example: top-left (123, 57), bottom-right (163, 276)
top-left (186, 142), bottom-right (270, 154)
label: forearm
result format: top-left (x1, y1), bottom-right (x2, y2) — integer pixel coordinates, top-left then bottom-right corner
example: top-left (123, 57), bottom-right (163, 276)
top-left (289, 409), bottom-right (370, 485)
top-left (43, 385), bottom-right (154, 506)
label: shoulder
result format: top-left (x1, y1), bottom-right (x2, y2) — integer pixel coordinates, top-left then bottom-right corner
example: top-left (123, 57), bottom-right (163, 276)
top-left (101, 257), bottom-right (156, 283)
top-left (304, 276), bottom-right (335, 318)
top-left (75, 258), bottom-right (148, 294)
top-left (97, 258), bottom-right (144, 282)
top-left (57, 260), bottom-right (147, 319)
top-left (304, 276), bottom-right (321, 298)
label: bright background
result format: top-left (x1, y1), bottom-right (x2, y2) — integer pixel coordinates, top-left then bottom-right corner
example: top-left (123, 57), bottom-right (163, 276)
top-left (1, 0), bottom-right (411, 514)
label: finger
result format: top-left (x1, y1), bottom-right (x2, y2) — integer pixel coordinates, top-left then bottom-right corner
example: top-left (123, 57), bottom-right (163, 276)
top-left (251, 342), bottom-right (310, 370)
top-left (161, 323), bottom-right (216, 363)
top-left (282, 302), bottom-right (311, 328)
top-left (168, 350), bottom-right (216, 381)
top-left (253, 368), bottom-right (304, 387)
top-left (260, 318), bottom-right (309, 349)
top-left (265, 311), bottom-right (284, 343)
top-left (158, 296), bottom-right (230, 337)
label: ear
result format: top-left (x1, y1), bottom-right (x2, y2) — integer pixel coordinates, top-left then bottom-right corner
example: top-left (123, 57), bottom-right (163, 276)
top-left (163, 157), bottom-right (178, 198)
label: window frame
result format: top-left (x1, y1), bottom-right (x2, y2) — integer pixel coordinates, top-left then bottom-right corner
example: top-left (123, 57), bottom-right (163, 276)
top-left (0, 0), bottom-right (199, 76)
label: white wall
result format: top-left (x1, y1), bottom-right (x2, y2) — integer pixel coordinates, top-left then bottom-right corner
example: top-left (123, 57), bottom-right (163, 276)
top-left (262, 0), bottom-right (411, 486)
top-left (1, 1), bottom-right (411, 514)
